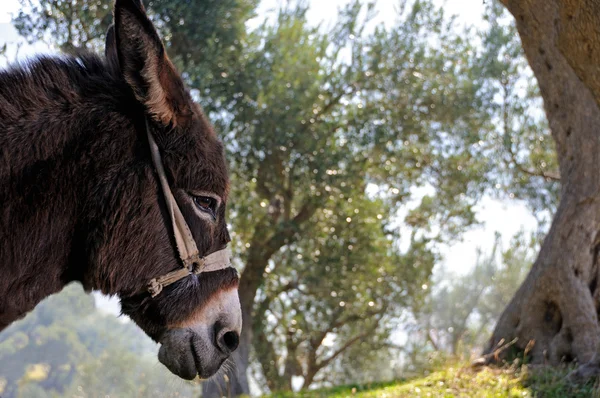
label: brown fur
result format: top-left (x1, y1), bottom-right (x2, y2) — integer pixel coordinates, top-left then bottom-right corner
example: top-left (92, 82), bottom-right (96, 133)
top-left (0, 0), bottom-right (237, 342)
top-left (169, 287), bottom-right (239, 329)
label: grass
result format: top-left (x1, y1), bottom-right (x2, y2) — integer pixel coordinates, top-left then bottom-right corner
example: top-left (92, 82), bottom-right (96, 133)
top-left (268, 363), bottom-right (600, 397)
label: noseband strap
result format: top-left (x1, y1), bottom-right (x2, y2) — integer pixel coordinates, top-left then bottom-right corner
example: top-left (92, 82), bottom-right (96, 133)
top-left (144, 119), bottom-right (231, 297)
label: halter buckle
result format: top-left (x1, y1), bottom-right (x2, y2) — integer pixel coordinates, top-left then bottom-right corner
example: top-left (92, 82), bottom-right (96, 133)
top-left (184, 254), bottom-right (205, 274)
top-left (147, 279), bottom-right (163, 298)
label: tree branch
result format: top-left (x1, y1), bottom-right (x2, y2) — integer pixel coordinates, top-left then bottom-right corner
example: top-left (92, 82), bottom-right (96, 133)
top-left (501, 81), bottom-right (560, 181)
top-left (427, 329), bottom-right (440, 351)
top-left (315, 321), bottom-right (380, 371)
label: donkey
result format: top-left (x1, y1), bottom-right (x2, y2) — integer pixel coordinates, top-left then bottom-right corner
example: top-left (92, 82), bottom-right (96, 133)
top-left (0, 0), bottom-right (241, 380)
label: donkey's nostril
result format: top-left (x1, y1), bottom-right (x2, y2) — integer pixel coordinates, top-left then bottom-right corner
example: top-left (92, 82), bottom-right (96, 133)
top-left (223, 331), bottom-right (239, 351)
top-left (216, 329), bottom-right (239, 354)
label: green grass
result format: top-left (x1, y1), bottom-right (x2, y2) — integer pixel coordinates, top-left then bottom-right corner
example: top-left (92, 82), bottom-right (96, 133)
top-left (268, 364), bottom-right (600, 397)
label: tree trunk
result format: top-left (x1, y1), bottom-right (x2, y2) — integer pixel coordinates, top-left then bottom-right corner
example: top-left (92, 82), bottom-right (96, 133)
top-left (485, 0), bottom-right (600, 366)
top-left (201, 204), bottom-right (317, 397)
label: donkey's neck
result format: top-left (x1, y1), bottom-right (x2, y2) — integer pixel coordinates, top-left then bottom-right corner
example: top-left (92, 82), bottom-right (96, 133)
top-left (0, 54), bottom-right (138, 328)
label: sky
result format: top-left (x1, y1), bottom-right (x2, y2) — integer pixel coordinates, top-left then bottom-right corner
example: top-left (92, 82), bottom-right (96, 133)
top-left (0, 0), bottom-right (538, 315)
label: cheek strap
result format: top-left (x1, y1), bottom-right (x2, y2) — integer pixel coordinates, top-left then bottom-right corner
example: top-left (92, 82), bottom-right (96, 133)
top-left (144, 119), bottom-right (231, 298)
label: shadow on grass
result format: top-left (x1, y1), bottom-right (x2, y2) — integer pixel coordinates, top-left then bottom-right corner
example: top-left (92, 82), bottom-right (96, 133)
top-left (522, 365), bottom-right (599, 398)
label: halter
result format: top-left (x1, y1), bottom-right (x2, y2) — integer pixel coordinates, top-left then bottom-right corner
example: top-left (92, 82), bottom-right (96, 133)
top-left (144, 119), bottom-right (231, 298)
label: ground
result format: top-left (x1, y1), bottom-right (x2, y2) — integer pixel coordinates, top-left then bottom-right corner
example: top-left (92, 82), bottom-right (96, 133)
top-left (267, 363), bottom-right (600, 397)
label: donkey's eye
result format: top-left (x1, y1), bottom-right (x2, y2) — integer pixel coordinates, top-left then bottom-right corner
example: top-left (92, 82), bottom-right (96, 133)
top-left (193, 196), bottom-right (217, 217)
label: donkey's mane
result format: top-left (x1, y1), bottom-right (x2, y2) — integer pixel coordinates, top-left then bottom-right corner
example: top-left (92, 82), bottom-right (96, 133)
top-left (0, 53), bottom-right (133, 182)
top-left (0, 52), bottom-right (141, 321)
top-left (0, 53), bottom-right (120, 119)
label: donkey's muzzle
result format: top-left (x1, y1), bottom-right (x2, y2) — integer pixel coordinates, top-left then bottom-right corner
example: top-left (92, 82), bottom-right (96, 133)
top-left (158, 328), bottom-right (198, 380)
top-left (158, 327), bottom-right (229, 380)
top-left (157, 287), bottom-right (242, 380)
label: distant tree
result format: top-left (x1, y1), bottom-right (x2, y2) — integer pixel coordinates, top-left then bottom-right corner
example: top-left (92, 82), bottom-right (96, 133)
top-left (413, 231), bottom-right (536, 362)
top-left (477, 232), bottom-right (537, 334)
top-left (0, 284), bottom-right (95, 397)
top-left (61, 346), bottom-right (198, 398)
top-left (420, 240), bottom-right (502, 358)
top-left (0, 284), bottom-right (200, 398)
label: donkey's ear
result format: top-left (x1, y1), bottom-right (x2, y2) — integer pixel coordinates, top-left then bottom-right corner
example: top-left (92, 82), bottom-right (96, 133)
top-left (113, 0), bottom-right (190, 126)
top-left (105, 24), bottom-right (119, 69)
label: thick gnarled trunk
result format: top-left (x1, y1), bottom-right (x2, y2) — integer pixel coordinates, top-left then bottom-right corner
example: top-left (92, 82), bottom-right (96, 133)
top-left (485, 0), bottom-right (600, 366)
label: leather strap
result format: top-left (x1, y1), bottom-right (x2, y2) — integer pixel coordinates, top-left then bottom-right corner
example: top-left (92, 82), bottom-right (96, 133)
top-left (146, 248), bottom-right (233, 297)
top-left (144, 120), bottom-right (231, 297)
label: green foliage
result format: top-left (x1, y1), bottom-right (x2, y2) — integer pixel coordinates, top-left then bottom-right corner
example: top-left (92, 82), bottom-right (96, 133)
top-left (476, 2), bottom-right (559, 220)
top-left (13, 0), bottom-right (256, 57)
top-left (225, 0), bottom-right (496, 390)
top-left (477, 232), bottom-right (537, 326)
top-left (252, 191), bottom-right (435, 390)
top-left (407, 230), bottom-right (537, 371)
top-left (13, 0), bottom-right (113, 52)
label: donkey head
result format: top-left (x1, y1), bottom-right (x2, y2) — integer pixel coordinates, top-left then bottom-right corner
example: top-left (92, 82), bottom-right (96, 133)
top-left (100, 0), bottom-right (241, 380)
